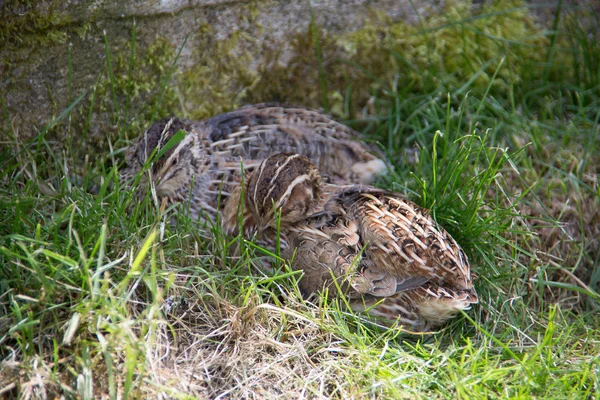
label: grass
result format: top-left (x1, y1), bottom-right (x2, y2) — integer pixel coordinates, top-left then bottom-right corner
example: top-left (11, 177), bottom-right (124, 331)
top-left (1, 1), bottom-right (599, 398)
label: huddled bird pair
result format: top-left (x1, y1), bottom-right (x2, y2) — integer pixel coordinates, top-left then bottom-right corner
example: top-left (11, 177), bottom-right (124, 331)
top-left (122, 103), bottom-right (478, 332)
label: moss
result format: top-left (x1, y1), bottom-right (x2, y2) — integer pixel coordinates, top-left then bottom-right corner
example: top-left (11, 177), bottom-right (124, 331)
top-left (3, 0), bottom-right (585, 158)
top-left (176, 0), bottom-right (596, 123)
top-left (178, 2), bottom-right (263, 120)
top-left (179, 25), bottom-right (262, 120)
top-left (551, 9), bottom-right (600, 90)
top-left (243, 21), bottom-right (342, 113)
top-left (0, 0), bottom-right (71, 55)
top-left (73, 35), bottom-right (180, 151)
top-left (166, 0), bottom-right (556, 135)
top-left (244, 0), bottom-right (550, 118)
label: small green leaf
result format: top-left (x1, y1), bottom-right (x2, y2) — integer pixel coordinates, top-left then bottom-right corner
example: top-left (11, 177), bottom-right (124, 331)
top-left (154, 129), bottom-right (187, 161)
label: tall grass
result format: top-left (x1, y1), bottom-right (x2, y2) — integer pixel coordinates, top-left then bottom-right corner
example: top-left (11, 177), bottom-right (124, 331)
top-left (1, 1), bottom-right (599, 398)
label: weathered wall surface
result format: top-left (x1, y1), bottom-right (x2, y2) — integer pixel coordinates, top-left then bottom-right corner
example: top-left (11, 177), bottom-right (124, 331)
top-left (1, 0), bottom-right (595, 147)
top-left (0, 0), bottom-right (442, 143)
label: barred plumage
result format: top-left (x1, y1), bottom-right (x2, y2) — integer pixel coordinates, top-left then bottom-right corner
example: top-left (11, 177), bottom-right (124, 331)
top-left (224, 153), bottom-right (478, 332)
top-left (121, 103), bottom-right (386, 222)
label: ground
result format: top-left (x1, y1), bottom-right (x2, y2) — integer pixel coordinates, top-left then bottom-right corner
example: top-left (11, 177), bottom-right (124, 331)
top-left (1, 1), bottom-right (599, 399)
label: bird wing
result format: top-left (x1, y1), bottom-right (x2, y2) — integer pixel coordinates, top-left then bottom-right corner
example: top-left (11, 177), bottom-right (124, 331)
top-left (288, 210), bottom-right (431, 299)
top-left (200, 104), bottom-right (385, 185)
top-left (339, 188), bottom-right (474, 291)
top-left (284, 225), bottom-right (361, 298)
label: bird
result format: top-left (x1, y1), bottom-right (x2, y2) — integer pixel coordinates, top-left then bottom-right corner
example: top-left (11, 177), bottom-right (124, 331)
top-left (120, 103), bottom-right (386, 222)
top-left (223, 153), bottom-right (478, 332)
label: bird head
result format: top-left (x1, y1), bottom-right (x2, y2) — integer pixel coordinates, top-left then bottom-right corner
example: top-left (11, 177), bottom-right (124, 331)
top-left (122, 118), bottom-right (198, 202)
top-left (245, 153), bottom-right (323, 230)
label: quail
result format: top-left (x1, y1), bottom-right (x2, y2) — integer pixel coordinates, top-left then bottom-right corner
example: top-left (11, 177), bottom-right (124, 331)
top-left (121, 103), bottom-right (386, 221)
top-left (223, 153), bottom-right (478, 332)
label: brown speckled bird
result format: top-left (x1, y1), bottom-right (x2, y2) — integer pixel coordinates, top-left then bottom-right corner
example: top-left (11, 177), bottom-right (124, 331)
top-left (223, 153), bottom-right (478, 332)
top-left (121, 103), bottom-right (386, 221)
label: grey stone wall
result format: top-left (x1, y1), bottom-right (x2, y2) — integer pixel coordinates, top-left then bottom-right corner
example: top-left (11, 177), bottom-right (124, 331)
top-left (1, 0), bottom-right (594, 143)
top-left (0, 0), bottom-right (443, 141)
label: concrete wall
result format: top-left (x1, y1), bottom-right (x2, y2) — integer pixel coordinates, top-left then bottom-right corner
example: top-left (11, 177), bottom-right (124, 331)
top-left (0, 0), bottom-right (444, 142)
top-left (2, 0), bottom-right (594, 144)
